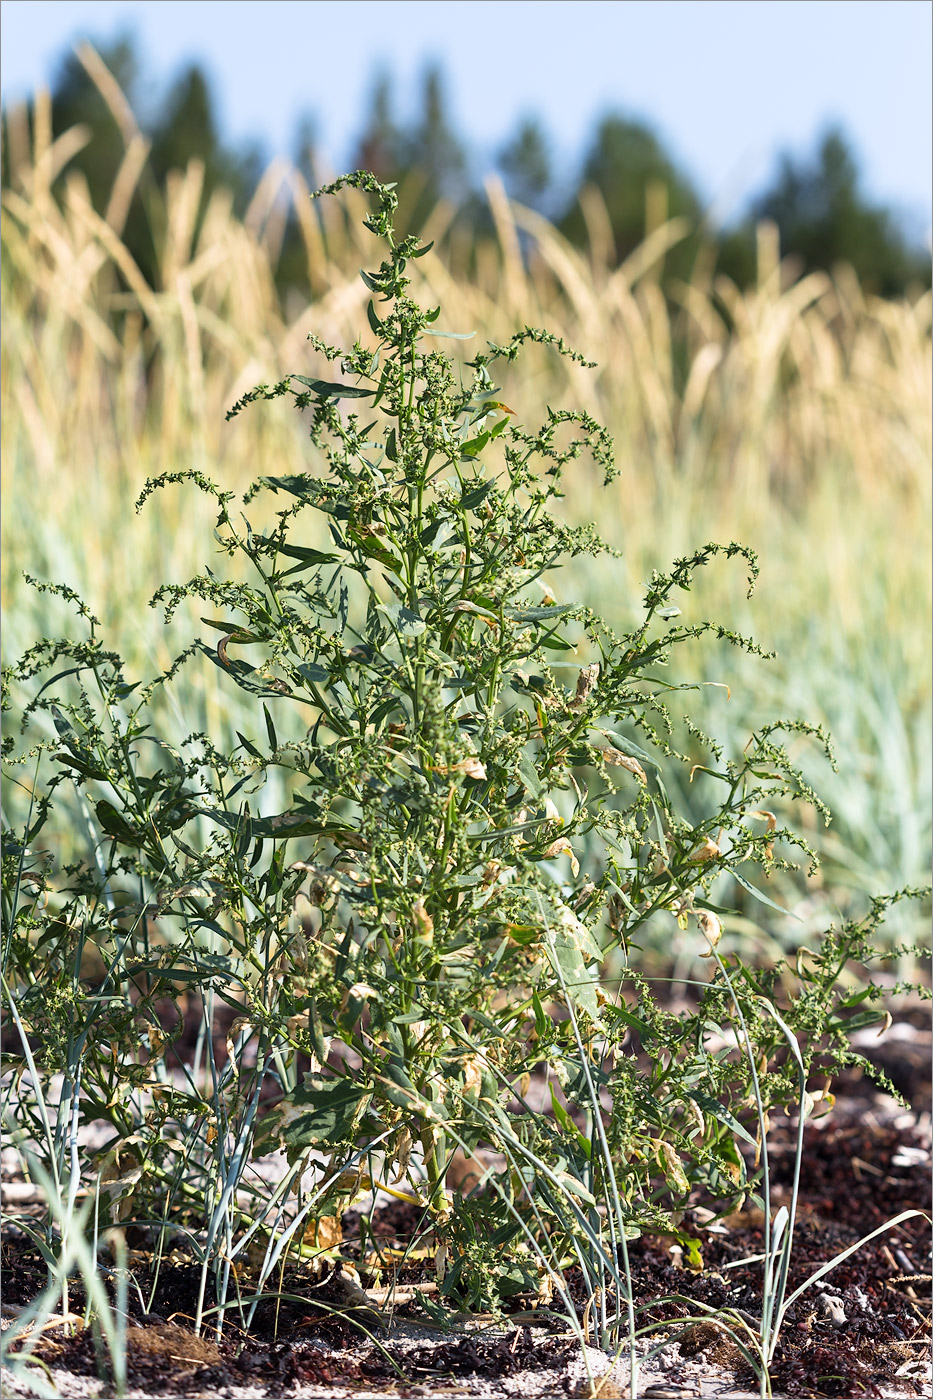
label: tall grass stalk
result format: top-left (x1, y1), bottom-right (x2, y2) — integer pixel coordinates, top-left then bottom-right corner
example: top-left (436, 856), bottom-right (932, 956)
top-left (0, 1013), bottom-right (129, 1399)
top-left (700, 944), bottom-right (928, 1394)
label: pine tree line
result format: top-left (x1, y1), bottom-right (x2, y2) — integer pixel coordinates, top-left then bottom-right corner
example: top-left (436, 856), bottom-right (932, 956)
top-left (3, 33), bottom-right (929, 300)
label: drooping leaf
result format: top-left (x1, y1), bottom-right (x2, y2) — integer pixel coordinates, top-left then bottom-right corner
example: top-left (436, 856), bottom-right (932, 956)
top-left (379, 603), bottom-right (427, 637)
top-left (197, 644), bottom-right (292, 697)
top-left (95, 800), bottom-right (144, 847)
top-left (459, 479), bottom-right (497, 511)
top-left (50, 705), bottom-right (74, 737)
top-left (194, 806), bottom-right (342, 841)
top-left (600, 730), bottom-right (664, 773)
top-left (263, 704), bottom-right (278, 752)
top-left (253, 1075), bottom-right (371, 1163)
top-left (271, 542), bottom-right (341, 567)
top-left (547, 903), bottom-right (603, 1025)
top-left (200, 618), bottom-right (269, 642)
top-left (504, 604), bottom-right (576, 622)
top-left (292, 375), bottom-right (375, 400)
top-left (518, 754), bottom-right (543, 798)
top-left (686, 1091), bottom-right (756, 1147)
top-left (296, 662), bottom-right (330, 685)
top-left (258, 475), bottom-right (314, 499)
top-left (731, 870), bottom-right (800, 920)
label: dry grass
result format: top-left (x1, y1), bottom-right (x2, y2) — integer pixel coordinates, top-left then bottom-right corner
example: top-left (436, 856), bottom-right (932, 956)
top-left (2, 55), bottom-right (930, 935)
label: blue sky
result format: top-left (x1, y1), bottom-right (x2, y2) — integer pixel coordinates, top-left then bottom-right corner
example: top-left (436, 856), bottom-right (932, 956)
top-left (2, 0), bottom-right (931, 235)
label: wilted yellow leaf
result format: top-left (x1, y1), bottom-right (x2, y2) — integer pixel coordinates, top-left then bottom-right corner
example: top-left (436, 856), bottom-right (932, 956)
top-left (600, 748), bottom-right (647, 783)
top-left (696, 909), bottom-right (723, 957)
top-left (304, 1215), bottom-right (343, 1252)
top-left (390, 1127), bottom-right (413, 1185)
top-left (568, 663), bottom-right (600, 711)
top-left (653, 1139), bottom-right (690, 1194)
top-left (541, 836), bottom-right (580, 876)
top-left (463, 1054), bottom-right (484, 1097)
top-left (803, 1088), bottom-right (835, 1121)
top-left (688, 837), bottom-right (721, 863)
top-left (342, 982), bottom-right (379, 1008)
top-left (411, 898), bottom-right (434, 944)
top-left (225, 1016), bottom-right (254, 1079)
top-left (439, 756), bottom-right (487, 780)
top-left (750, 810), bottom-right (777, 859)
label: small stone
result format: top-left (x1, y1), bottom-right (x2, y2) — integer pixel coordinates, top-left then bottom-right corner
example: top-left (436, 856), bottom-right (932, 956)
top-left (815, 1293), bottom-right (847, 1328)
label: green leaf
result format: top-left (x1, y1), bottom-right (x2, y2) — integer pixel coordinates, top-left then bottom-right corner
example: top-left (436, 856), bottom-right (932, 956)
top-left (296, 662), bottom-right (330, 685)
top-left (270, 542), bottom-right (340, 566)
top-left (686, 1091), bottom-right (756, 1147)
top-left (54, 754), bottom-right (104, 779)
top-left (605, 1004), bottom-right (652, 1037)
top-left (50, 705), bottom-right (73, 737)
top-left (420, 517), bottom-right (454, 549)
top-left (600, 730), bottom-right (663, 772)
top-left (423, 329), bottom-right (475, 340)
top-left (359, 268), bottom-right (386, 294)
top-left (95, 800), bottom-right (144, 847)
top-left (506, 923), bottom-right (540, 946)
top-left (459, 430), bottom-right (490, 459)
top-left (197, 644), bottom-right (291, 697)
top-left (391, 1008), bottom-right (429, 1026)
top-left (449, 599), bottom-right (498, 620)
top-left (479, 1008), bottom-right (517, 1039)
top-left (263, 704), bottom-right (278, 752)
top-left (552, 1169), bottom-right (596, 1205)
top-left (531, 991), bottom-right (548, 1038)
top-left (518, 754), bottom-right (543, 798)
top-left (347, 525), bottom-right (403, 570)
top-left (367, 299), bottom-right (383, 335)
top-left (194, 807), bottom-right (345, 841)
top-left (731, 870), bottom-right (801, 920)
top-left (258, 475), bottom-right (314, 499)
top-left (549, 1083), bottom-right (576, 1134)
top-left (379, 603), bottom-right (427, 637)
top-left (124, 960), bottom-right (230, 984)
top-left (460, 479), bottom-right (497, 511)
top-left (200, 618), bottom-right (269, 642)
top-left (292, 375), bottom-right (375, 400)
top-left (308, 998), bottom-right (329, 1062)
top-left (837, 987), bottom-right (877, 1009)
top-left (254, 1075), bottom-right (371, 1162)
top-left (547, 906), bottom-right (602, 1024)
top-left (504, 604), bottom-right (576, 622)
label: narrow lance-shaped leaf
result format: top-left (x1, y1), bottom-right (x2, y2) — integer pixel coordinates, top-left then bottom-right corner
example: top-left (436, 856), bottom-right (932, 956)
top-left (292, 375), bottom-right (375, 400)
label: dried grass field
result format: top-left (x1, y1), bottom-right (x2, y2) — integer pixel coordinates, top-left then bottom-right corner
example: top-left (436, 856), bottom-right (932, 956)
top-left (2, 85), bottom-right (931, 946)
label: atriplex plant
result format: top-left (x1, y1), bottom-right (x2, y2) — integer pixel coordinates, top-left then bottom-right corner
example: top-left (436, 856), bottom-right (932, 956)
top-left (2, 173), bottom-right (925, 1382)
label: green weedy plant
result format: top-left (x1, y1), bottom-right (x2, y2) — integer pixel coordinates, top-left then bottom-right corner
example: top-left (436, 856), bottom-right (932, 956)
top-left (2, 174), bottom-right (925, 1388)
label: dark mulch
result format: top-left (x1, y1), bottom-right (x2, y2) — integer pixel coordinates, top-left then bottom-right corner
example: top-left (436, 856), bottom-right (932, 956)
top-left (3, 1020), bottom-right (930, 1398)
